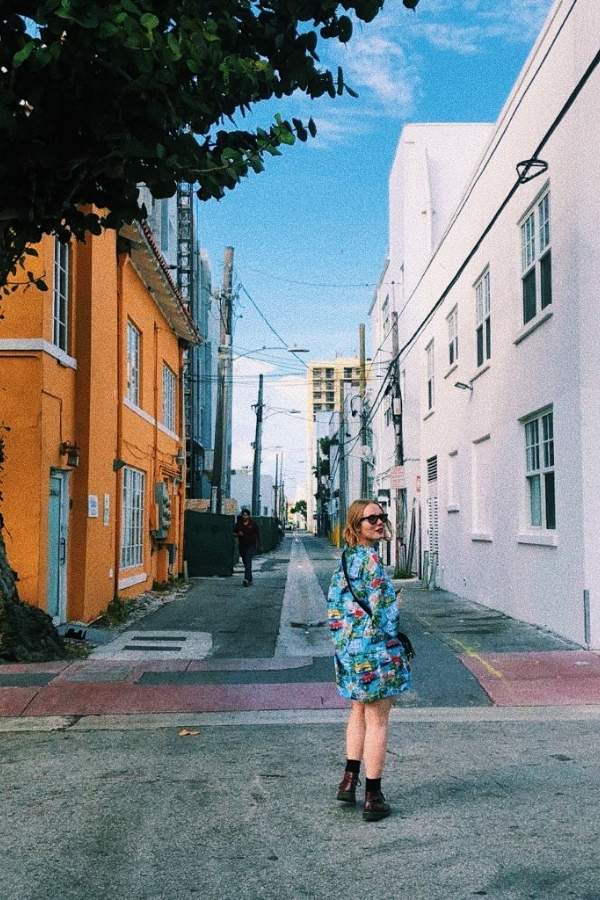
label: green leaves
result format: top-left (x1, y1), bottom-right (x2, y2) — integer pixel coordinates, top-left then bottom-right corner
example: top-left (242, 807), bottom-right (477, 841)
top-left (140, 13), bottom-right (159, 32)
top-left (12, 42), bottom-right (35, 68)
top-left (0, 0), bottom-right (418, 286)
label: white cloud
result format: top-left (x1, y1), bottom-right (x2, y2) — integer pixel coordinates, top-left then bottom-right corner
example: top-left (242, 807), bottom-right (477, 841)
top-left (414, 23), bottom-right (481, 54)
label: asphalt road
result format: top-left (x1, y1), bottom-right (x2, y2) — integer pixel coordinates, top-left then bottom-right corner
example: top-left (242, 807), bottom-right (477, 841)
top-left (2, 712), bottom-right (600, 900)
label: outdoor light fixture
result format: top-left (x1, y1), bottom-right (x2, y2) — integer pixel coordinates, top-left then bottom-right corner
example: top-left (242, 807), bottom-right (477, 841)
top-left (112, 458), bottom-right (126, 471)
top-left (454, 381), bottom-right (473, 391)
top-left (60, 442), bottom-right (81, 468)
top-left (516, 158), bottom-right (548, 184)
top-left (175, 451), bottom-right (185, 467)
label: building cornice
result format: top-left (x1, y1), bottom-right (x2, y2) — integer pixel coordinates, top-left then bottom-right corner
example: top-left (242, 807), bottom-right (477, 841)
top-left (119, 221), bottom-right (201, 345)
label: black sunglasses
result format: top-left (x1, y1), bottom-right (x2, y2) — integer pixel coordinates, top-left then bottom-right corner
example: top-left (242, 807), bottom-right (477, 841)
top-left (359, 513), bottom-right (389, 525)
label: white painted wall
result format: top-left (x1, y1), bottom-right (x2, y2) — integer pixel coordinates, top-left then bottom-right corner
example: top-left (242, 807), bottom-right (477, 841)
top-left (230, 470), bottom-right (274, 517)
top-left (370, 0), bottom-right (600, 646)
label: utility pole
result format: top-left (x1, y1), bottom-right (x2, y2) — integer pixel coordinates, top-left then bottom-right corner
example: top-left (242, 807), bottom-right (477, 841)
top-left (359, 323), bottom-right (368, 497)
top-left (273, 452), bottom-right (279, 520)
top-left (251, 374), bottom-right (264, 517)
top-left (391, 311), bottom-right (405, 574)
top-left (211, 246), bottom-right (234, 513)
top-left (278, 451), bottom-right (285, 520)
top-left (315, 444), bottom-right (322, 536)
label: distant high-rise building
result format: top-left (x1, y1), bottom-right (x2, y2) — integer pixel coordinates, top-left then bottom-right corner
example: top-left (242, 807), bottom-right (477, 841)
top-left (306, 358), bottom-right (360, 534)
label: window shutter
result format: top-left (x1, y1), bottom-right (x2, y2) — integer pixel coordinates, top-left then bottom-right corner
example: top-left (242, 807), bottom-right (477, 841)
top-left (427, 456), bottom-right (438, 482)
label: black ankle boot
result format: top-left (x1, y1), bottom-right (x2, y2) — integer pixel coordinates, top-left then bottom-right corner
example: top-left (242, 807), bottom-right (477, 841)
top-left (363, 788), bottom-right (391, 821)
top-left (336, 771), bottom-right (360, 804)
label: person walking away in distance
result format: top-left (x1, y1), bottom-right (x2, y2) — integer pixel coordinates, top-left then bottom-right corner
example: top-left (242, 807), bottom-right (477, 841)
top-left (233, 508), bottom-right (260, 587)
top-left (327, 499), bottom-right (412, 821)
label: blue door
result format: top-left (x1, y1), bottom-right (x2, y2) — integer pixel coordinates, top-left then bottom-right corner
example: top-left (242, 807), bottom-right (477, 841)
top-left (47, 471), bottom-right (68, 622)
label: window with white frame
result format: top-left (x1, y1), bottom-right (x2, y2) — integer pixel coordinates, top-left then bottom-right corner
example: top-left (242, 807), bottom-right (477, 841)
top-left (521, 190), bottom-right (551, 325)
top-left (162, 364), bottom-right (177, 432)
top-left (447, 306), bottom-right (458, 366)
top-left (126, 321), bottom-right (141, 405)
top-left (52, 239), bottom-right (70, 351)
top-left (426, 340), bottom-right (435, 411)
top-left (524, 408), bottom-right (555, 529)
top-left (121, 467), bottom-right (145, 568)
top-left (475, 269), bottom-right (491, 368)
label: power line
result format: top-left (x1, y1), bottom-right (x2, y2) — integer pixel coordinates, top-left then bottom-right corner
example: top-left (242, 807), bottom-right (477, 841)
top-left (235, 273), bottom-right (309, 370)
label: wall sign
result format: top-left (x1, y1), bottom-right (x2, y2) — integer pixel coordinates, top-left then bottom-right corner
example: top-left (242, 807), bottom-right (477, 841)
top-left (88, 495), bottom-right (99, 518)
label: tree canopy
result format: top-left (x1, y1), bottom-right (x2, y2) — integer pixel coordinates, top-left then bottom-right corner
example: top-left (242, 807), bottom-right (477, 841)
top-left (0, 0), bottom-right (418, 285)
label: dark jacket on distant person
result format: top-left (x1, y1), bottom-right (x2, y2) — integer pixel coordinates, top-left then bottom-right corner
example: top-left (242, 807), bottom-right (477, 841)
top-left (233, 516), bottom-right (260, 553)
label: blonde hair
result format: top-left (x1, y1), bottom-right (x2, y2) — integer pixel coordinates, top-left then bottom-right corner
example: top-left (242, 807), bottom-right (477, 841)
top-left (343, 499), bottom-right (392, 547)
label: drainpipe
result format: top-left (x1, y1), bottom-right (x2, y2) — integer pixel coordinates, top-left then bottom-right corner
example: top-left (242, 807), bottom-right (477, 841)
top-left (113, 251), bottom-right (125, 600)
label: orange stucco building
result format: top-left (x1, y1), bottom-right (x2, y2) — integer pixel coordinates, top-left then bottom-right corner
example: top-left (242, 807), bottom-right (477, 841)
top-left (0, 222), bottom-right (199, 623)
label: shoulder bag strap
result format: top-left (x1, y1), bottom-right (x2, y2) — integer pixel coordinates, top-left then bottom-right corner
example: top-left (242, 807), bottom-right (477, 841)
top-left (341, 550), bottom-right (373, 618)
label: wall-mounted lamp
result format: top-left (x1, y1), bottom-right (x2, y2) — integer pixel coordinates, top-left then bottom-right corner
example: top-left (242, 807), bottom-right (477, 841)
top-left (112, 458), bottom-right (127, 471)
top-left (60, 442), bottom-right (81, 468)
top-left (175, 452), bottom-right (185, 467)
top-left (454, 382), bottom-right (473, 392)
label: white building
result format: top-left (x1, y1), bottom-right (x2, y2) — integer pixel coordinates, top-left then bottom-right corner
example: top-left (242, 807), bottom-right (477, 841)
top-left (369, 0), bottom-right (600, 646)
top-left (230, 467), bottom-right (274, 517)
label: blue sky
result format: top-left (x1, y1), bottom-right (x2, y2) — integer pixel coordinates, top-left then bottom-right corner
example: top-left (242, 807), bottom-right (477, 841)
top-left (200, 0), bottom-right (553, 493)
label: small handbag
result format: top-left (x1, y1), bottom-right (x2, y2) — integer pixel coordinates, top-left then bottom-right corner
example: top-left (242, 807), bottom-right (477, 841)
top-left (342, 550), bottom-right (416, 662)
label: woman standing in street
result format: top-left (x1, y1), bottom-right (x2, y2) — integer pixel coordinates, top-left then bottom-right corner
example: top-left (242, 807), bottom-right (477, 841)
top-left (233, 508), bottom-right (260, 586)
top-left (327, 499), bottom-right (412, 821)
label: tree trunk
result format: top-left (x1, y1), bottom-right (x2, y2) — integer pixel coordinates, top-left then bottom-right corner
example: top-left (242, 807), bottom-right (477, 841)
top-left (0, 513), bottom-right (66, 662)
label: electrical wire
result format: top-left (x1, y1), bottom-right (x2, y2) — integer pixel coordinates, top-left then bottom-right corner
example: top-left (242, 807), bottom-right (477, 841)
top-left (366, 31), bottom-right (600, 433)
top-left (235, 274), bottom-right (310, 370)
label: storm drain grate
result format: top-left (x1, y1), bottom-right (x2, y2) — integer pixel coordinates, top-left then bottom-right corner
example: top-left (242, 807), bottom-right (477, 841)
top-left (123, 645), bottom-right (184, 652)
top-left (130, 635), bottom-right (188, 642)
top-left (91, 630), bottom-right (212, 661)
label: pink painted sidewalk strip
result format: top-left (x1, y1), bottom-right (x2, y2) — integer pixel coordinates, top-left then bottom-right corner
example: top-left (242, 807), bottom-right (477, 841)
top-left (461, 651), bottom-right (600, 706)
top-left (0, 687), bottom-right (40, 716)
top-left (24, 681), bottom-right (348, 717)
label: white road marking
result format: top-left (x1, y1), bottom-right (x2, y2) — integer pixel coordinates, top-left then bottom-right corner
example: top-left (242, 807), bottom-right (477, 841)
top-left (92, 630), bottom-right (213, 661)
top-left (5, 705), bottom-right (600, 733)
top-left (274, 540), bottom-right (333, 658)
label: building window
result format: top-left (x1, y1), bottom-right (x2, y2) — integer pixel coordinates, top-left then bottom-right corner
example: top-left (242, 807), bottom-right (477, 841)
top-left (475, 269), bottom-right (491, 368)
top-left (447, 306), bottom-right (458, 366)
top-left (521, 190), bottom-right (551, 325)
top-left (524, 408), bottom-right (555, 529)
top-left (126, 321), bottom-right (141, 405)
top-left (52, 239), bottom-right (69, 351)
top-left (162, 364), bottom-right (177, 432)
top-left (426, 340), bottom-right (435, 411)
top-left (121, 467), bottom-right (145, 568)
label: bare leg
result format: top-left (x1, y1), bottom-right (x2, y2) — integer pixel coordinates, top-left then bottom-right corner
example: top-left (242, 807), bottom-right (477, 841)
top-left (345, 701), bottom-right (366, 761)
top-left (363, 698), bottom-right (394, 779)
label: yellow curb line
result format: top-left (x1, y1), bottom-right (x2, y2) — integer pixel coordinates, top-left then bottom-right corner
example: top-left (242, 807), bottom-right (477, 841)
top-left (415, 615), bottom-right (505, 680)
